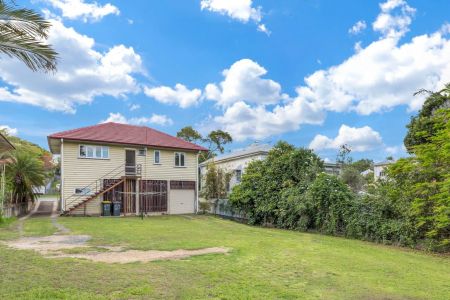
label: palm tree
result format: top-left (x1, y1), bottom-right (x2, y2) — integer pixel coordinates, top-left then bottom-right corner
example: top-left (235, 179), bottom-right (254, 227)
top-left (6, 151), bottom-right (45, 204)
top-left (0, 0), bottom-right (57, 72)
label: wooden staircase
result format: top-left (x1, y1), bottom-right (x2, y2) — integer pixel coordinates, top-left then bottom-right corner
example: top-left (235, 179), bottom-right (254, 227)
top-left (66, 178), bottom-right (126, 213)
top-left (62, 163), bottom-right (142, 215)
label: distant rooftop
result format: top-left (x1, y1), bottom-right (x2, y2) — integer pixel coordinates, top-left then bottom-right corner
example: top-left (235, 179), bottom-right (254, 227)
top-left (200, 143), bottom-right (272, 166)
top-left (374, 160), bottom-right (395, 166)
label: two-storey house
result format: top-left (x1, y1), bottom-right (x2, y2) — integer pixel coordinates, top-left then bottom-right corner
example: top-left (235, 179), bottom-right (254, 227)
top-left (48, 122), bottom-right (207, 216)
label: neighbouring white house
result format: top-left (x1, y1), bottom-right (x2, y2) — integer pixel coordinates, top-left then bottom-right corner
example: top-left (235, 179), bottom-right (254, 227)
top-left (374, 160), bottom-right (395, 181)
top-left (324, 163), bottom-right (342, 176)
top-left (48, 122), bottom-right (207, 216)
top-left (199, 143), bottom-right (272, 192)
top-left (360, 169), bottom-right (373, 177)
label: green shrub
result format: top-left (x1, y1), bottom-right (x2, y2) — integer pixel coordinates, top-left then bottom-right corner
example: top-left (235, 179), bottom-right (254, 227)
top-left (229, 141), bottom-right (323, 226)
top-left (198, 201), bottom-right (211, 214)
top-left (305, 173), bottom-right (355, 235)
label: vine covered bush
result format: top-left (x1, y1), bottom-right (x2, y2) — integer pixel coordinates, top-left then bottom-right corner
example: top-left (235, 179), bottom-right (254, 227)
top-left (229, 86), bottom-right (450, 252)
top-left (229, 141), bottom-right (324, 226)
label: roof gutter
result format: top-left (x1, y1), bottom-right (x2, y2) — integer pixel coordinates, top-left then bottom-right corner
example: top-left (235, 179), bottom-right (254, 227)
top-left (47, 137), bottom-right (207, 153)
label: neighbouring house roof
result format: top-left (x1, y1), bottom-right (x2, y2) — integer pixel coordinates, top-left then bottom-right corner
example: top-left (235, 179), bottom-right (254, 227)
top-left (324, 162), bottom-right (341, 168)
top-left (0, 132), bottom-right (15, 152)
top-left (374, 160), bottom-right (395, 167)
top-left (200, 143), bottom-right (272, 166)
top-left (47, 122), bottom-right (208, 154)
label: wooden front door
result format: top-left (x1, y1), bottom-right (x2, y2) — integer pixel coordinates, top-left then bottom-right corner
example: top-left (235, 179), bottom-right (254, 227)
top-left (125, 149), bottom-right (136, 175)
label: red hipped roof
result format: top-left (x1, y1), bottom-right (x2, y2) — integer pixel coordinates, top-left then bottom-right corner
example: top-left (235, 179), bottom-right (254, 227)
top-left (48, 122), bottom-right (207, 152)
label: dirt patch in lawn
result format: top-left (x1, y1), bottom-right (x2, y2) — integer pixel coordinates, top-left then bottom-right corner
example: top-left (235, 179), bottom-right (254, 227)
top-left (4, 235), bottom-right (92, 254)
top-left (3, 234), bottom-right (230, 263)
top-left (51, 247), bottom-right (230, 263)
top-left (3, 200), bottom-right (230, 263)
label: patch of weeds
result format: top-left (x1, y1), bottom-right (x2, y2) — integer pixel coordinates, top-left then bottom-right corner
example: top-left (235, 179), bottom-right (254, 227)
top-left (0, 217), bottom-right (20, 240)
top-left (23, 217), bottom-right (57, 237)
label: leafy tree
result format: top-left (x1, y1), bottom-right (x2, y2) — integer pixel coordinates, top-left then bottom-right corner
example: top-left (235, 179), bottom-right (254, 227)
top-left (206, 130), bottom-right (232, 154)
top-left (351, 159), bottom-right (373, 173)
top-left (201, 163), bottom-right (231, 212)
top-left (404, 83), bottom-right (450, 152)
top-left (6, 151), bottom-right (45, 204)
top-left (306, 173), bottom-right (355, 235)
top-left (176, 126), bottom-right (233, 162)
top-left (229, 141), bottom-right (324, 225)
top-left (176, 126), bottom-right (202, 143)
top-left (0, 0), bottom-right (57, 72)
top-left (336, 144), bottom-right (352, 165)
top-left (0, 129), bottom-right (53, 173)
top-left (390, 108), bottom-right (450, 251)
top-left (346, 180), bottom-right (415, 246)
top-left (336, 147), bottom-right (370, 193)
top-left (340, 166), bottom-right (364, 193)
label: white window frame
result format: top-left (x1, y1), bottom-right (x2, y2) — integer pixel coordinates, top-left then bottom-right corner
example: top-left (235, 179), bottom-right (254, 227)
top-left (235, 169), bottom-right (242, 183)
top-left (154, 150), bottom-right (161, 164)
top-left (79, 145), bottom-right (110, 160)
top-left (137, 148), bottom-right (146, 156)
top-left (74, 187), bottom-right (92, 195)
top-left (174, 152), bottom-right (186, 167)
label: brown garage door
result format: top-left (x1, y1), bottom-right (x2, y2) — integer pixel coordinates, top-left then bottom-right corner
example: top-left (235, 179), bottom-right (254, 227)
top-left (139, 180), bottom-right (167, 213)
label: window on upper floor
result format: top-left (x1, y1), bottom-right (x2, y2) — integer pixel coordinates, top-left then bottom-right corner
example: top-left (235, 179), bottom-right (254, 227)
top-left (79, 145), bottom-right (109, 159)
top-left (235, 170), bottom-right (242, 183)
top-left (174, 152), bottom-right (185, 167)
top-left (138, 148), bottom-right (146, 156)
top-left (154, 150), bottom-right (161, 164)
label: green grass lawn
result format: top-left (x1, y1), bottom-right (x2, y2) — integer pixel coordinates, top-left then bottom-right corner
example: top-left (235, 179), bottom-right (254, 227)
top-left (1, 215), bottom-right (449, 299)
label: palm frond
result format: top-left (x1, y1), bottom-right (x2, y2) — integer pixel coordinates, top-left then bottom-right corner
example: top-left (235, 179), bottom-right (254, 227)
top-left (0, 1), bottom-right (57, 72)
top-left (0, 2), bottom-right (52, 38)
top-left (0, 27), bottom-right (57, 71)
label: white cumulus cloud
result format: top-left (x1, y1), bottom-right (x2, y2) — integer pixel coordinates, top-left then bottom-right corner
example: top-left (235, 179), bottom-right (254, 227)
top-left (214, 99), bottom-right (324, 141)
top-left (309, 125), bottom-right (383, 152)
top-left (144, 84), bottom-right (202, 108)
top-left (202, 1), bottom-right (450, 141)
top-left (0, 19), bottom-right (143, 113)
top-left (295, 30), bottom-right (450, 115)
top-left (349, 20), bottom-right (367, 35)
top-left (42, 0), bottom-right (120, 22)
top-left (0, 125), bottom-right (18, 136)
top-left (200, 0), bottom-right (269, 34)
top-left (205, 59), bottom-right (285, 107)
top-left (292, 1), bottom-right (450, 116)
top-left (372, 0), bottom-right (415, 38)
top-left (101, 113), bottom-right (173, 126)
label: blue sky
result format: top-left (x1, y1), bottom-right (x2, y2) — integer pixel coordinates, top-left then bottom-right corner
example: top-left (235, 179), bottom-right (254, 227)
top-left (0, 0), bottom-right (449, 162)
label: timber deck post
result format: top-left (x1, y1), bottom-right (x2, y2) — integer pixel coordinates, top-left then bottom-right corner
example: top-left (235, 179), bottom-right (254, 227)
top-left (135, 179), bottom-right (140, 215)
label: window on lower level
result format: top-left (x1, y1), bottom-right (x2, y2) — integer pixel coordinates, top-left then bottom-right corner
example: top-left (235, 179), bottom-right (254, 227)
top-left (74, 187), bottom-right (91, 195)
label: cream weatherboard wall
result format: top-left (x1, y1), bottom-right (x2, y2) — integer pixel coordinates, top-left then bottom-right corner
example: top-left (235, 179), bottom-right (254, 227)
top-left (61, 141), bottom-right (198, 215)
top-left (199, 154), bottom-right (267, 193)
